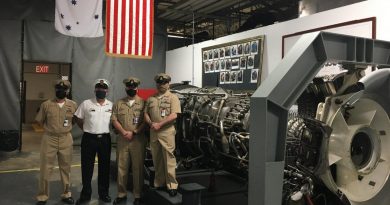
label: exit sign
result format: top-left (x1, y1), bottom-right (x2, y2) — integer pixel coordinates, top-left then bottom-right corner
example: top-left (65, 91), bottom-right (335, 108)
top-left (35, 65), bottom-right (49, 73)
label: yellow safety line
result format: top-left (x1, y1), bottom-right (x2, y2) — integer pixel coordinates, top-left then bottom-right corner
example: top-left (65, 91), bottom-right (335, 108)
top-left (0, 163), bottom-right (99, 174)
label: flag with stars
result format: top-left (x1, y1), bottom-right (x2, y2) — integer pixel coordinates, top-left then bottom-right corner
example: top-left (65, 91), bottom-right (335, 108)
top-left (106, 0), bottom-right (154, 59)
top-left (55, 0), bottom-right (103, 37)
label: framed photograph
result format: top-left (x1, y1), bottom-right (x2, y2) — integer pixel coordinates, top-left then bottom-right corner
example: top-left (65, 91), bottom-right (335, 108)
top-left (203, 51), bottom-right (208, 61)
top-left (230, 71), bottom-right (237, 84)
top-left (226, 59), bottom-right (232, 70)
top-left (219, 48), bottom-right (225, 58)
top-left (251, 69), bottom-right (259, 83)
top-left (210, 61), bottom-right (215, 72)
top-left (224, 46), bottom-right (231, 58)
top-left (220, 59), bottom-right (226, 71)
top-left (214, 60), bottom-right (220, 72)
top-left (240, 57), bottom-right (246, 69)
top-left (213, 49), bottom-right (219, 59)
top-left (247, 55), bottom-right (255, 69)
top-left (223, 72), bottom-right (230, 84)
top-left (251, 40), bottom-right (258, 55)
top-left (204, 62), bottom-right (210, 73)
top-left (237, 70), bottom-right (243, 83)
top-left (231, 45), bottom-right (238, 57)
top-left (237, 44), bottom-right (243, 56)
top-left (231, 58), bottom-right (239, 70)
top-left (208, 50), bottom-right (213, 60)
top-left (244, 42), bottom-right (250, 55)
top-left (220, 72), bottom-right (225, 84)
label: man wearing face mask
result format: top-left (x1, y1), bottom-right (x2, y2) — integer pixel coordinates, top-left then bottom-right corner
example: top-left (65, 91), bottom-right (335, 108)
top-left (35, 80), bottom-right (78, 205)
top-left (144, 73), bottom-right (181, 197)
top-left (112, 77), bottom-right (146, 205)
top-left (74, 79), bottom-right (113, 204)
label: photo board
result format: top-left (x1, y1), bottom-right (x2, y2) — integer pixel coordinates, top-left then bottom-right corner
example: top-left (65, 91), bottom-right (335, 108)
top-left (202, 35), bottom-right (264, 90)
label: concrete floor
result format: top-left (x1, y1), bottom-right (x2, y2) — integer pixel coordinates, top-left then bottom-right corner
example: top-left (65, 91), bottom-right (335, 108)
top-left (0, 124), bottom-right (137, 205)
top-left (0, 125), bottom-right (249, 205)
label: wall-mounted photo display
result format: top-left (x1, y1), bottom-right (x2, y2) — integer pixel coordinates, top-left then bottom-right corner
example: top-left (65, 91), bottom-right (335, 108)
top-left (251, 69), bottom-right (259, 83)
top-left (251, 40), bottom-right (258, 55)
top-left (240, 57), bottom-right (246, 70)
top-left (220, 59), bottom-right (226, 71)
top-left (231, 45), bottom-right (238, 57)
top-left (237, 70), bottom-right (243, 83)
top-left (247, 55), bottom-right (255, 69)
top-left (224, 46), bottom-right (231, 58)
top-left (214, 60), bottom-right (220, 72)
top-left (226, 59), bottom-right (232, 70)
top-left (203, 51), bottom-right (208, 62)
top-left (220, 72), bottom-right (225, 84)
top-left (231, 58), bottom-right (239, 70)
top-left (230, 71), bottom-right (237, 84)
top-left (202, 35), bottom-right (264, 90)
top-left (244, 42), bottom-right (250, 55)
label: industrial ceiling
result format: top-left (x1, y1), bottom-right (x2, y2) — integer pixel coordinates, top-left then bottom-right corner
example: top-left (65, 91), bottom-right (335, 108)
top-left (156, 0), bottom-right (300, 41)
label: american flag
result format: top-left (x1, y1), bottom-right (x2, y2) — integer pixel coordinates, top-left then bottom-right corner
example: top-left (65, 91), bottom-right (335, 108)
top-left (106, 0), bottom-right (154, 59)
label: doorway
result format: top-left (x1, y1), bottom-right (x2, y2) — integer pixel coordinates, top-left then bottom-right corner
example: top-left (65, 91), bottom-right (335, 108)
top-left (21, 61), bottom-right (72, 151)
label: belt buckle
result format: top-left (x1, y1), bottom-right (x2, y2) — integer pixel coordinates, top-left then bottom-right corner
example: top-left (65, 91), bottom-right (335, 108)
top-left (97, 134), bottom-right (103, 138)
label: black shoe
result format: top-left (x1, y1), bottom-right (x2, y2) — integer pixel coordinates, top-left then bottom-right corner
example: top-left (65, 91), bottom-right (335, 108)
top-left (61, 197), bottom-right (75, 204)
top-left (113, 196), bottom-right (127, 205)
top-left (99, 195), bottom-right (111, 203)
top-left (36, 201), bottom-right (46, 205)
top-left (75, 196), bottom-right (91, 205)
top-left (168, 189), bottom-right (178, 197)
top-left (155, 186), bottom-right (167, 191)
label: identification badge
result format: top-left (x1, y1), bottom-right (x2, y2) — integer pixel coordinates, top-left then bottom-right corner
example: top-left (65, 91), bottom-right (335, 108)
top-left (133, 117), bottom-right (139, 124)
top-left (161, 109), bottom-right (166, 117)
top-left (63, 119), bottom-right (69, 127)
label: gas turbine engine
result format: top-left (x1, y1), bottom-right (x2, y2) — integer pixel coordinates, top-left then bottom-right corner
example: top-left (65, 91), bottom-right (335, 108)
top-left (169, 66), bottom-right (390, 205)
top-left (284, 65), bottom-right (390, 205)
top-left (170, 84), bottom-right (250, 175)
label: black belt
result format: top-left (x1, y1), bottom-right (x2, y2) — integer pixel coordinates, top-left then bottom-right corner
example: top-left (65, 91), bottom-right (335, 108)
top-left (85, 132), bottom-right (110, 138)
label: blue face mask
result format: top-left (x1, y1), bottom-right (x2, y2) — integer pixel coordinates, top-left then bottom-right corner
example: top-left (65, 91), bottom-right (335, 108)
top-left (95, 90), bottom-right (106, 99)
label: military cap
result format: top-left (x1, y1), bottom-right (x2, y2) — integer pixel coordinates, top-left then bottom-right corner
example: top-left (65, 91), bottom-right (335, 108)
top-left (123, 77), bottom-right (141, 87)
top-left (54, 79), bottom-right (71, 89)
top-left (94, 78), bottom-right (110, 89)
top-left (154, 73), bottom-right (171, 83)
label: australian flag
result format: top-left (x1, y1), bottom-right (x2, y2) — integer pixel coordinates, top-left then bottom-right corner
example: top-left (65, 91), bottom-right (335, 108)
top-left (55, 0), bottom-right (103, 37)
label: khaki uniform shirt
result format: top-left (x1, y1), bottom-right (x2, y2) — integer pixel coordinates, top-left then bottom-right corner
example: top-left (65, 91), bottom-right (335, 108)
top-left (145, 90), bottom-right (181, 132)
top-left (35, 99), bottom-right (78, 134)
top-left (111, 96), bottom-right (145, 132)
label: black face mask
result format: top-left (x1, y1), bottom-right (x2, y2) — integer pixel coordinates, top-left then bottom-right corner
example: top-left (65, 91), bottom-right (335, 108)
top-left (95, 90), bottom-right (106, 99)
top-left (56, 90), bottom-right (67, 99)
top-left (126, 89), bottom-right (137, 97)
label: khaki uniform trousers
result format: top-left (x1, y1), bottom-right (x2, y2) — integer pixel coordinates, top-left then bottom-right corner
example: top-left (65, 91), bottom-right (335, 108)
top-left (116, 134), bottom-right (146, 198)
top-left (150, 128), bottom-right (178, 189)
top-left (36, 132), bottom-right (73, 201)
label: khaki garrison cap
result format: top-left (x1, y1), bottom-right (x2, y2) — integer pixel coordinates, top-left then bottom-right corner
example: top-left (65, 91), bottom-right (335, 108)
top-left (123, 77), bottom-right (141, 87)
top-left (154, 73), bottom-right (171, 83)
top-left (54, 79), bottom-right (71, 89)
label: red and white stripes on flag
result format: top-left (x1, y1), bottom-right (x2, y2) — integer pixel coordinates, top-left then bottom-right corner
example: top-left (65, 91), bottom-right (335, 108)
top-left (106, 0), bottom-right (154, 59)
